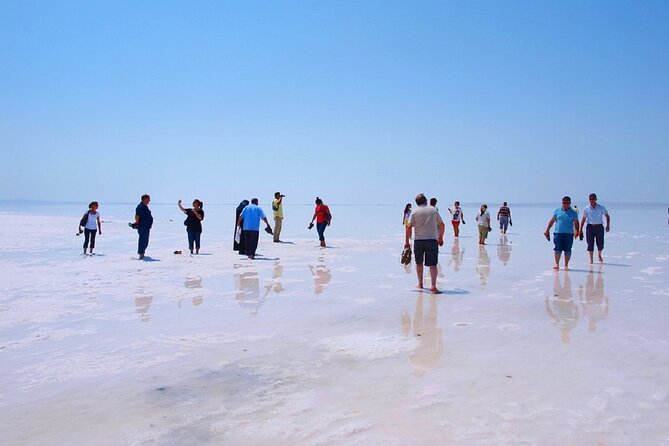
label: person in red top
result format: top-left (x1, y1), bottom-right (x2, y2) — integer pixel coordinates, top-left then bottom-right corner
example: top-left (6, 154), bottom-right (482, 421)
top-left (309, 197), bottom-right (332, 247)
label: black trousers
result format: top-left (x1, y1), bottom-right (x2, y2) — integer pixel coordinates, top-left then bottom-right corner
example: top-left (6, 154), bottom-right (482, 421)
top-left (244, 230), bottom-right (260, 257)
top-left (586, 224), bottom-right (605, 251)
top-left (83, 228), bottom-right (97, 250)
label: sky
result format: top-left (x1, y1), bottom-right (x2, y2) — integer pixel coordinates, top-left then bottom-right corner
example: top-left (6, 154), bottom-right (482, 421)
top-left (1, 0), bottom-right (668, 205)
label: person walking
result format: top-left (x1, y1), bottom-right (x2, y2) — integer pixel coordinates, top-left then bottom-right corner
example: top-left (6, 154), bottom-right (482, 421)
top-left (497, 202), bottom-right (512, 234)
top-left (475, 204), bottom-right (491, 245)
top-left (272, 192), bottom-right (285, 243)
top-left (579, 193), bottom-right (610, 264)
top-left (135, 194), bottom-right (153, 260)
top-left (448, 201), bottom-right (465, 237)
top-left (178, 199), bottom-right (204, 254)
top-left (544, 196), bottom-right (580, 270)
top-left (237, 198), bottom-right (272, 260)
top-left (78, 201), bottom-right (102, 255)
top-left (404, 193), bottom-right (445, 294)
top-left (309, 197), bottom-right (332, 248)
top-left (429, 197), bottom-right (439, 212)
top-left (234, 200), bottom-right (249, 254)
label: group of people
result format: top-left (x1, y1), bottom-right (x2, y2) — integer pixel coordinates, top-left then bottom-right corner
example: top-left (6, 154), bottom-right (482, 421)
top-left (78, 194), bottom-right (333, 260)
top-left (403, 193), bottom-right (611, 293)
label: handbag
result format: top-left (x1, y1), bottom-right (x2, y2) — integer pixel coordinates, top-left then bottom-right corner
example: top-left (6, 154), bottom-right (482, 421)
top-left (400, 247), bottom-right (412, 265)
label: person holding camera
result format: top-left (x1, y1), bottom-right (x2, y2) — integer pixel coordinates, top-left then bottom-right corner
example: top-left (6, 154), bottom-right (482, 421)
top-left (272, 192), bottom-right (285, 243)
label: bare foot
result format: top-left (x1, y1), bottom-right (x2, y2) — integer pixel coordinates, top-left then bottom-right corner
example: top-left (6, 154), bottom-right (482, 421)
top-left (598, 256), bottom-right (603, 263)
top-left (553, 265), bottom-right (559, 270)
top-left (430, 287), bottom-right (441, 294)
top-left (564, 265), bottom-right (569, 271)
top-left (417, 283), bottom-right (424, 289)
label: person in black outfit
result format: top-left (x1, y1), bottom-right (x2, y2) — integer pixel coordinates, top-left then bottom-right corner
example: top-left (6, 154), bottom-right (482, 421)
top-left (234, 200), bottom-right (250, 255)
top-left (178, 199), bottom-right (205, 254)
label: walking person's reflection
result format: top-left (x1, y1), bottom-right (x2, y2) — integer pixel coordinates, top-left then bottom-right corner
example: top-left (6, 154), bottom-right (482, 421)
top-left (401, 295), bottom-right (443, 377)
top-left (579, 265), bottom-right (609, 333)
top-left (234, 266), bottom-right (264, 315)
top-left (497, 234), bottom-right (511, 265)
top-left (264, 261), bottom-right (286, 296)
top-left (134, 287), bottom-right (153, 323)
top-left (449, 238), bottom-right (464, 273)
top-left (309, 261), bottom-right (332, 295)
top-left (476, 245), bottom-right (491, 288)
top-left (545, 271), bottom-right (579, 343)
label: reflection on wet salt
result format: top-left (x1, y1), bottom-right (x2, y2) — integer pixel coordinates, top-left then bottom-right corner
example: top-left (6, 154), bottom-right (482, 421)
top-left (184, 277), bottom-right (202, 289)
top-left (448, 238), bottom-right (464, 273)
top-left (579, 265), bottom-right (609, 333)
top-left (309, 261), bottom-right (332, 295)
top-left (401, 295), bottom-right (443, 377)
top-left (134, 288), bottom-right (153, 323)
top-left (476, 245), bottom-right (490, 289)
top-left (234, 267), bottom-right (265, 315)
top-left (545, 272), bottom-right (578, 343)
top-left (264, 261), bottom-right (285, 296)
top-left (497, 234), bottom-right (511, 265)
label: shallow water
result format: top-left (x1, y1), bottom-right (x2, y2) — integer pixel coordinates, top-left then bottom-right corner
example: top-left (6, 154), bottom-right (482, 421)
top-left (1, 203), bottom-right (668, 444)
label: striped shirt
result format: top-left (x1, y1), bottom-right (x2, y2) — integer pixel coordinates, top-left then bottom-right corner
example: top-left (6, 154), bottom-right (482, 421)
top-left (498, 206), bottom-right (511, 217)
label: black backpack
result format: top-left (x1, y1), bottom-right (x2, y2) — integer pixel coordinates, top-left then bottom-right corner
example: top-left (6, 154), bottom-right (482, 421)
top-left (79, 211), bottom-right (90, 228)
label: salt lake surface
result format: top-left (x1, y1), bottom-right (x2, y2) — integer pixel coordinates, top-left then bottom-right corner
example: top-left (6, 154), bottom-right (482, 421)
top-left (1, 202), bottom-right (668, 445)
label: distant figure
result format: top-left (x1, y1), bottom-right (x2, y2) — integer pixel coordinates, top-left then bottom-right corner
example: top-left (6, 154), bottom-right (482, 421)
top-left (178, 199), bottom-right (204, 255)
top-left (475, 204), bottom-right (491, 245)
top-left (78, 201), bottom-right (102, 255)
top-left (497, 202), bottom-right (512, 234)
top-left (272, 192), bottom-right (285, 243)
top-left (234, 200), bottom-right (249, 254)
top-left (309, 197), bottom-right (332, 248)
top-left (579, 193), bottom-right (610, 264)
top-left (544, 196), bottom-right (580, 270)
top-left (429, 197), bottom-right (439, 212)
top-left (403, 203), bottom-right (412, 229)
top-left (405, 193), bottom-right (445, 294)
top-left (134, 194), bottom-right (153, 260)
top-left (237, 198), bottom-right (272, 260)
top-left (448, 201), bottom-right (465, 237)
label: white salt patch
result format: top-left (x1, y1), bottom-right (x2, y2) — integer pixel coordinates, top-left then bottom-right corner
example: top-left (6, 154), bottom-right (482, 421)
top-left (318, 333), bottom-right (416, 360)
top-left (641, 267), bottom-right (663, 275)
top-left (497, 323), bottom-right (521, 331)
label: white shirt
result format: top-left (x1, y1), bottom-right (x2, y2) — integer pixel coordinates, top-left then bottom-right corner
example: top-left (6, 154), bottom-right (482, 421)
top-left (85, 212), bottom-right (99, 230)
top-left (476, 211), bottom-right (490, 227)
top-left (408, 205), bottom-right (444, 240)
top-left (583, 204), bottom-right (608, 225)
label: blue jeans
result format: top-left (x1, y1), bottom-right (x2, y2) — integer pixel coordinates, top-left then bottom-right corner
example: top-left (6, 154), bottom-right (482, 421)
top-left (187, 230), bottom-right (201, 251)
top-left (316, 222), bottom-right (327, 241)
top-left (499, 216), bottom-right (509, 232)
top-left (138, 227), bottom-right (150, 255)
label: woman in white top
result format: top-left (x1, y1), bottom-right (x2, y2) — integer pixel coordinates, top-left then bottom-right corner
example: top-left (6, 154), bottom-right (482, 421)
top-left (475, 204), bottom-right (491, 245)
top-left (78, 201), bottom-right (102, 255)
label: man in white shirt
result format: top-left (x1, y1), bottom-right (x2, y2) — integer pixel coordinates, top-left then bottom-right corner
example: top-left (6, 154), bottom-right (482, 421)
top-left (579, 193), bottom-right (610, 263)
top-left (405, 193), bottom-right (445, 294)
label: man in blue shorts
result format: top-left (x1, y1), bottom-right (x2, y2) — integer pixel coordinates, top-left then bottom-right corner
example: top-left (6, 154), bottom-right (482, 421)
top-left (544, 196), bottom-right (580, 270)
top-left (405, 193), bottom-right (445, 294)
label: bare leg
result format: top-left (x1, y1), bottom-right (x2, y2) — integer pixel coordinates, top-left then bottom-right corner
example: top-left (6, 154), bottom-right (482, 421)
top-left (588, 251), bottom-right (593, 264)
top-left (553, 252), bottom-right (561, 270)
top-left (429, 265), bottom-right (440, 294)
top-left (564, 254), bottom-right (571, 270)
top-left (415, 263), bottom-right (424, 289)
top-left (598, 250), bottom-right (603, 262)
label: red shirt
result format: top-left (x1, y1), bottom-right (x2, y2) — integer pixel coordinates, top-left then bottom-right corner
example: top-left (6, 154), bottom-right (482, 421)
top-left (315, 204), bottom-right (331, 223)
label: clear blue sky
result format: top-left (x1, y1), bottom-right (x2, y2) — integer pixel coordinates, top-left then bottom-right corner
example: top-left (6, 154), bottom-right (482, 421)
top-left (2, 0), bottom-right (667, 205)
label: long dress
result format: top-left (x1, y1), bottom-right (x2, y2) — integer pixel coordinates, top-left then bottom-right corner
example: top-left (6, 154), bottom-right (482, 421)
top-left (234, 200), bottom-right (249, 254)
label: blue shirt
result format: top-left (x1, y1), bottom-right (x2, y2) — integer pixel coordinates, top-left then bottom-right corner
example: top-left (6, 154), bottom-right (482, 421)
top-left (583, 203), bottom-right (608, 225)
top-left (553, 207), bottom-right (578, 234)
top-left (240, 204), bottom-right (266, 231)
top-left (135, 203), bottom-right (153, 229)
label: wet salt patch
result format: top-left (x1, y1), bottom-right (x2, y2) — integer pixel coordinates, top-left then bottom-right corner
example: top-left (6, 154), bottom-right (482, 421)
top-left (318, 333), bottom-right (416, 360)
top-left (160, 333), bottom-right (272, 346)
top-left (641, 266), bottom-right (663, 275)
top-left (656, 255), bottom-right (669, 262)
top-left (497, 324), bottom-right (521, 331)
top-left (340, 266), bottom-right (358, 273)
top-left (353, 297), bottom-right (375, 305)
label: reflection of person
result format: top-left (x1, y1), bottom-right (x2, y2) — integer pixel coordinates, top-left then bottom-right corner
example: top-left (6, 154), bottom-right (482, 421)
top-left (234, 200), bottom-right (249, 254)
top-left (447, 201), bottom-right (465, 237)
top-left (544, 196), bottom-right (580, 270)
top-left (178, 199), bottom-right (204, 255)
top-left (476, 245), bottom-right (490, 288)
top-left (402, 295), bottom-right (443, 377)
top-left (579, 193), bottom-right (610, 264)
top-left (497, 202), bottom-right (511, 234)
top-left (309, 262), bottom-right (332, 295)
top-left (475, 204), bottom-right (491, 245)
top-left (135, 194), bottom-right (153, 260)
top-left (448, 238), bottom-right (464, 272)
top-left (134, 288), bottom-right (153, 323)
top-left (237, 198), bottom-right (272, 260)
top-left (78, 201), bottom-right (102, 255)
top-left (234, 267), bottom-right (264, 315)
top-left (545, 272), bottom-right (578, 343)
top-left (309, 197), bottom-right (332, 248)
top-left (405, 193), bottom-right (445, 294)
top-left (264, 261), bottom-right (286, 295)
top-left (497, 234), bottom-right (511, 265)
top-left (579, 265), bottom-right (608, 333)
top-left (272, 192), bottom-right (285, 243)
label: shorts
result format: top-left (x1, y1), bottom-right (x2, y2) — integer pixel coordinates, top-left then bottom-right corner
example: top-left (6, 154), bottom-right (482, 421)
top-left (452, 220), bottom-right (460, 228)
top-left (478, 225), bottom-right (489, 239)
top-left (586, 224), bottom-right (605, 251)
top-left (414, 239), bottom-right (439, 267)
top-left (553, 232), bottom-right (574, 256)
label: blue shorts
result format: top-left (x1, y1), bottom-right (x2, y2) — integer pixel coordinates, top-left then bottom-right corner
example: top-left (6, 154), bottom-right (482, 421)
top-left (414, 239), bottom-right (439, 267)
top-left (553, 232), bottom-right (574, 256)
